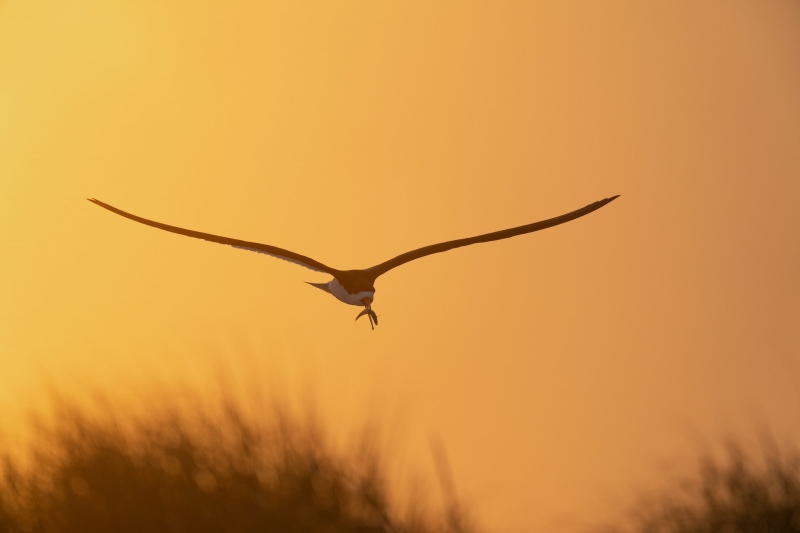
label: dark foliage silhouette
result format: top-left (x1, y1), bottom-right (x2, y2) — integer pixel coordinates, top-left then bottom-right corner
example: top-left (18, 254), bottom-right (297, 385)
top-left (0, 392), bottom-right (474, 533)
top-left (600, 439), bottom-right (800, 533)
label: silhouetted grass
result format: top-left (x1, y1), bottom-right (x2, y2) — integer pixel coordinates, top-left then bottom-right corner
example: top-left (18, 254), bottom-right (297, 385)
top-left (12, 387), bottom-right (800, 533)
top-left (0, 390), bottom-right (475, 533)
top-left (600, 437), bottom-right (800, 533)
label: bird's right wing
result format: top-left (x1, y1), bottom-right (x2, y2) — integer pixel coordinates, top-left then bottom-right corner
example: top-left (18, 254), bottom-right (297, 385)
top-left (88, 199), bottom-right (339, 275)
top-left (365, 195), bottom-right (619, 279)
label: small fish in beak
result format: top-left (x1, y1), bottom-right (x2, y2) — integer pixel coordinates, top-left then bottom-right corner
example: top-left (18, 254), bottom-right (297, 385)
top-left (356, 297), bottom-right (378, 329)
top-left (355, 308), bottom-right (378, 329)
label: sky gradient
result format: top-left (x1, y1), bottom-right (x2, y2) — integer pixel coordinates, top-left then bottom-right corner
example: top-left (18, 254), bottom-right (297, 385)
top-left (2, 1), bottom-right (800, 530)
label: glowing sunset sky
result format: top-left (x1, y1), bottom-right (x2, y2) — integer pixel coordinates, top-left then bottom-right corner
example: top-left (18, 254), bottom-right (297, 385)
top-left (1, 1), bottom-right (799, 529)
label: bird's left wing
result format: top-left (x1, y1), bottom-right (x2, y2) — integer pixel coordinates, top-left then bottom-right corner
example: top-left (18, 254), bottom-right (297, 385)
top-left (365, 195), bottom-right (619, 279)
top-left (88, 199), bottom-right (338, 275)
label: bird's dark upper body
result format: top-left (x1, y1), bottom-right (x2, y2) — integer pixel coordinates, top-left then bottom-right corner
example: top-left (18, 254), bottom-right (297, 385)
top-left (335, 270), bottom-right (377, 294)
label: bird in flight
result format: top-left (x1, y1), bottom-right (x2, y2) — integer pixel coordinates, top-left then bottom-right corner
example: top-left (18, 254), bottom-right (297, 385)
top-left (88, 195), bottom-right (618, 329)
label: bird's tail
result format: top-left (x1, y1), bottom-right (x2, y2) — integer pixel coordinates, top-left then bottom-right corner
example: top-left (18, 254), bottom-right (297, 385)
top-left (305, 281), bottom-right (332, 294)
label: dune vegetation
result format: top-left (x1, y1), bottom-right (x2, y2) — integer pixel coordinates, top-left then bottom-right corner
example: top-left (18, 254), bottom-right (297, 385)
top-left (3, 385), bottom-right (800, 533)
top-left (600, 438), bottom-right (800, 533)
top-left (0, 389), bottom-right (474, 533)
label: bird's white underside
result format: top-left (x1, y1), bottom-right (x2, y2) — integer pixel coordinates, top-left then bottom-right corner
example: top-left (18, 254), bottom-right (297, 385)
top-left (231, 245), bottom-right (327, 273)
top-left (328, 279), bottom-right (374, 306)
top-left (232, 245), bottom-right (372, 306)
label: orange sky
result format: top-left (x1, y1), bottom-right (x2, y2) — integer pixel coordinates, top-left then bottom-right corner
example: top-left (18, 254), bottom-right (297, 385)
top-left (2, 1), bottom-right (800, 530)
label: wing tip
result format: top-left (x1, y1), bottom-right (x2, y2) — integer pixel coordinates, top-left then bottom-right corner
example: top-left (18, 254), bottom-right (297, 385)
top-left (88, 198), bottom-right (116, 212)
top-left (596, 195), bottom-right (620, 207)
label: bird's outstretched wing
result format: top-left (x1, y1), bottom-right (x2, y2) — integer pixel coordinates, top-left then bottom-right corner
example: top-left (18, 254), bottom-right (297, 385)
top-left (365, 195), bottom-right (619, 279)
top-left (88, 199), bottom-right (338, 275)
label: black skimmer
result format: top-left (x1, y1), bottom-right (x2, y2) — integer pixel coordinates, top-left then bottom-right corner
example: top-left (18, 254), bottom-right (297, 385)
top-left (88, 196), bottom-right (619, 329)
